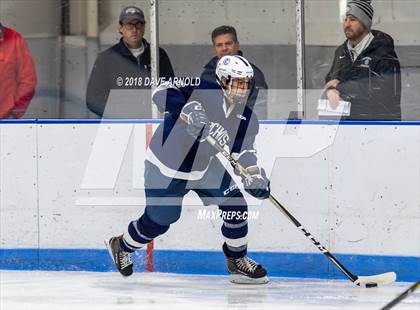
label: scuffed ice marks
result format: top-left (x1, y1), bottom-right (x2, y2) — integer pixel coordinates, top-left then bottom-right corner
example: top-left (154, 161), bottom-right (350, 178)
top-left (0, 271), bottom-right (418, 310)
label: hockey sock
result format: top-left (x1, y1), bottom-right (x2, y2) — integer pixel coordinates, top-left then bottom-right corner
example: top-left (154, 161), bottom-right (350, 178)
top-left (121, 212), bottom-right (170, 252)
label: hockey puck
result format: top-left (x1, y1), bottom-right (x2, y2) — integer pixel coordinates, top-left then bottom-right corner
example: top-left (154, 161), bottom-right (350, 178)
top-left (366, 283), bottom-right (378, 288)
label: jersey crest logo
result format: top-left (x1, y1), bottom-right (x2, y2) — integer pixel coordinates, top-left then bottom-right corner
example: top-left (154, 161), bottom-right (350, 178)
top-left (209, 122), bottom-right (230, 147)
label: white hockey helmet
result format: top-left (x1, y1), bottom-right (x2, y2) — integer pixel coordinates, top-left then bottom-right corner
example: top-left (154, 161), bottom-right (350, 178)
top-left (216, 55), bottom-right (254, 104)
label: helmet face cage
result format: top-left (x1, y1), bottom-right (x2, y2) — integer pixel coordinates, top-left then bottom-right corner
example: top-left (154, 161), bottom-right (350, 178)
top-left (222, 76), bottom-right (254, 105)
top-left (216, 55), bottom-right (254, 105)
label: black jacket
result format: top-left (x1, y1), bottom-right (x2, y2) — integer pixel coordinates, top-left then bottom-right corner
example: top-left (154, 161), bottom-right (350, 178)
top-left (326, 30), bottom-right (401, 120)
top-left (86, 38), bottom-right (175, 118)
top-left (200, 51), bottom-right (268, 120)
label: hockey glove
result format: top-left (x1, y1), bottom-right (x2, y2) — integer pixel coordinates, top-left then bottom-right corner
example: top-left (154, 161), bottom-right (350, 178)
top-left (180, 101), bottom-right (210, 142)
top-left (242, 166), bottom-right (270, 200)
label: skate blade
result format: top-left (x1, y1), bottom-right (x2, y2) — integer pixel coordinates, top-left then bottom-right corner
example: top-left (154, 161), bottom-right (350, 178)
top-left (229, 273), bottom-right (269, 285)
top-left (104, 239), bottom-right (128, 278)
top-left (104, 239), bottom-right (133, 278)
top-left (104, 239), bottom-right (115, 263)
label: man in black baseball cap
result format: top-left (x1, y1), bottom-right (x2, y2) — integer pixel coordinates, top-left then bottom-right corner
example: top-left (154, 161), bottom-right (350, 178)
top-left (119, 6), bottom-right (145, 25)
top-left (118, 6), bottom-right (146, 51)
top-left (86, 5), bottom-right (174, 118)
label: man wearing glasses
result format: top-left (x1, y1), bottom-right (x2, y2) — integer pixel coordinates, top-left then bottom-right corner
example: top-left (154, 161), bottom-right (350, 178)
top-left (86, 6), bottom-right (174, 118)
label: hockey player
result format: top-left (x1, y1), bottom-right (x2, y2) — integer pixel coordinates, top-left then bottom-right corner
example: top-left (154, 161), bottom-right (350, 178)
top-left (105, 55), bottom-right (271, 284)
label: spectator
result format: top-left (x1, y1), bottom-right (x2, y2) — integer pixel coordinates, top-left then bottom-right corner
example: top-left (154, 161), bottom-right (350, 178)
top-left (86, 6), bottom-right (174, 118)
top-left (324, 0), bottom-right (401, 120)
top-left (0, 22), bottom-right (37, 119)
top-left (200, 25), bottom-right (268, 119)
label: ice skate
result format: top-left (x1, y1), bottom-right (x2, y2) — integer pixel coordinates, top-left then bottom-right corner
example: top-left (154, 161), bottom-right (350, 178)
top-left (223, 244), bottom-right (269, 284)
top-left (104, 235), bottom-right (133, 277)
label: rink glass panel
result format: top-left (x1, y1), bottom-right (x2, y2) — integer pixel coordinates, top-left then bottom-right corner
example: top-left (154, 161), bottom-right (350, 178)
top-left (304, 0), bottom-right (420, 120)
top-left (158, 0), bottom-right (297, 120)
top-left (0, 0), bottom-right (418, 119)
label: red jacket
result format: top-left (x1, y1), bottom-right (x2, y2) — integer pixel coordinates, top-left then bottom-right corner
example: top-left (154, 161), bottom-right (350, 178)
top-left (0, 25), bottom-right (37, 118)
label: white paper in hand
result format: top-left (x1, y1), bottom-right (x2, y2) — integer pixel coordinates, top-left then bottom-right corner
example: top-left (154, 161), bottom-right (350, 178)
top-left (317, 99), bottom-right (351, 116)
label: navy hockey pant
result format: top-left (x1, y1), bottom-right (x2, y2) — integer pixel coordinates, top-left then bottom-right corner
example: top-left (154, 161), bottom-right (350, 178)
top-left (121, 159), bottom-right (249, 258)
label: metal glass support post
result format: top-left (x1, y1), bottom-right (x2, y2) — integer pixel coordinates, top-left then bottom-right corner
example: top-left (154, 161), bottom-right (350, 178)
top-left (86, 0), bottom-right (99, 118)
top-left (150, 0), bottom-right (160, 119)
top-left (59, 0), bottom-right (70, 118)
top-left (296, 0), bottom-right (306, 119)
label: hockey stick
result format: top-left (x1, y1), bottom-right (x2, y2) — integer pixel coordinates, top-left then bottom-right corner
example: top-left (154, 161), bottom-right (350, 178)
top-left (380, 280), bottom-right (420, 310)
top-left (206, 135), bottom-right (396, 287)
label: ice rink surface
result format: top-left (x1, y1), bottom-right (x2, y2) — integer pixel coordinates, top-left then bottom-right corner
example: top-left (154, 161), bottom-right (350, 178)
top-left (1, 270), bottom-right (419, 310)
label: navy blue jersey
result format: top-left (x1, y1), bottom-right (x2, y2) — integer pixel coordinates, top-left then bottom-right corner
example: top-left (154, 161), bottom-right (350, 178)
top-left (147, 80), bottom-right (260, 180)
